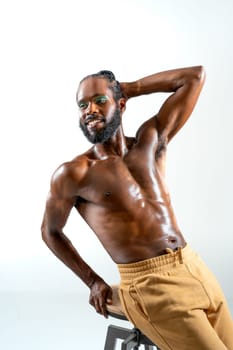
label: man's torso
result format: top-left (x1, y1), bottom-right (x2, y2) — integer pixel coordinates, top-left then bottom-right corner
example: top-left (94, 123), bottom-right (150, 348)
top-left (73, 134), bottom-right (185, 263)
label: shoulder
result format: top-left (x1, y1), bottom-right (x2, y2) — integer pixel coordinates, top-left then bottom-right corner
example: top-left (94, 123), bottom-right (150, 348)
top-left (135, 115), bottom-right (167, 152)
top-left (50, 154), bottom-right (90, 198)
top-left (52, 154), bottom-right (89, 182)
top-left (135, 115), bottom-right (159, 141)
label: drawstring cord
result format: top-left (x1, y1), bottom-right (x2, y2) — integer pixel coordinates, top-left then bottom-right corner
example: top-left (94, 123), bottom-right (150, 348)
top-left (165, 246), bottom-right (184, 264)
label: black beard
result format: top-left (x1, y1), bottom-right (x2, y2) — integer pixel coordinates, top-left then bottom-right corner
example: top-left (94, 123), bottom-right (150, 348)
top-left (79, 107), bottom-right (121, 144)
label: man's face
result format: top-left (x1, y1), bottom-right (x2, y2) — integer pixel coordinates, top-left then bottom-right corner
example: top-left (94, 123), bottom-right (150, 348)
top-left (77, 77), bottom-right (121, 144)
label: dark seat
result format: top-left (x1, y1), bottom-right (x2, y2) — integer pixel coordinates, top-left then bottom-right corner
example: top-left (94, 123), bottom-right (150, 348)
top-left (104, 285), bottom-right (160, 350)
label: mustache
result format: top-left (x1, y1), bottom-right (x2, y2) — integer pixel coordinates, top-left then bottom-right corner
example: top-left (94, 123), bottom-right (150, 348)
top-left (85, 114), bottom-right (105, 124)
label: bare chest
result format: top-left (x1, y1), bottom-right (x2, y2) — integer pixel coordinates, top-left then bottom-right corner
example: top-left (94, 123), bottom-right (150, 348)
top-left (77, 154), bottom-right (165, 208)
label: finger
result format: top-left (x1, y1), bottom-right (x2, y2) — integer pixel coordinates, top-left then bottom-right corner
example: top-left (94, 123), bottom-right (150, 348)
top-left (107, 288), bottom-right (113, 302)
top-left (94, 298), bottom-right (102, 315)
top-left (95, 296), bottom-right (108, 318)
top-left (89, 296), bottom-right (94, 306)
top-left (99, 301), bottom-right (108, 318)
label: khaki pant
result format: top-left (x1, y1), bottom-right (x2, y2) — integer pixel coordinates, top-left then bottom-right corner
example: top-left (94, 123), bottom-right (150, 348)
top-left (118, 245), bottom-right (233, 350)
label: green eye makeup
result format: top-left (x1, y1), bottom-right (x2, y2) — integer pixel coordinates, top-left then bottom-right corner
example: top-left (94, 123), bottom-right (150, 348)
top-left (78, 95), bottom-right (109, 110)
top-left (78, 101), bottom-right (88, 109)
top-left (94, 95), bottom-right (109, 104)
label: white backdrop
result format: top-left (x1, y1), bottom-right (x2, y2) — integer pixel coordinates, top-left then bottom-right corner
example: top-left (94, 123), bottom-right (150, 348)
top-left (1, 0), bottom-right (232, 331)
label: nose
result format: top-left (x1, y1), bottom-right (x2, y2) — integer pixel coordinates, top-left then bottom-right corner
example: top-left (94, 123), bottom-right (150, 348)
top-left (81, 102), bottom-right (98, 121)
top-left (86, 102), bottom-right (99, 115)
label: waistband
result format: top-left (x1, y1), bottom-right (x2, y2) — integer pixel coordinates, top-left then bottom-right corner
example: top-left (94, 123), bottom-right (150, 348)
top-left (118, 244), bottom-right (196, 280)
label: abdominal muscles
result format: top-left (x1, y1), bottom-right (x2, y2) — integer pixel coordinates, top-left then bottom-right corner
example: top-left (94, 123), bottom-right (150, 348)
top-left (76, 193), bottom-right (184, 263)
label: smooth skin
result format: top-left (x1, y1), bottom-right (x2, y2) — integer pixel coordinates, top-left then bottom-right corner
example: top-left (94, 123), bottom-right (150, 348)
top-left (41, 66), bottom-right (205, 318)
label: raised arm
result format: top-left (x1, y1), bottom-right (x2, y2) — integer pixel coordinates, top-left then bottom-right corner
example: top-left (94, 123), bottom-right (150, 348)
top-left (121, 66), bottom-right (205, 143)
top-left (41, 162), bottom-right (112, 317)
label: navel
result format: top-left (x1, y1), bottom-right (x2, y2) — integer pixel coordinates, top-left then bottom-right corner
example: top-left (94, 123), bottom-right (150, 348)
top-left (105, 191), bottom-right (111, 197)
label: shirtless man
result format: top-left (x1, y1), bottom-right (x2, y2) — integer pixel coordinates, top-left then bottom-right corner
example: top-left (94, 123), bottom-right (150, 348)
top-left (41, 67), bottom-right (233, 349)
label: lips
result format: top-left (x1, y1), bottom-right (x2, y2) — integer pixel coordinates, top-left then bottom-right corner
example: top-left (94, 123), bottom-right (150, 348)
top-left (87, 119), bottom-right (103, 128)
top-left (85, 115), bottom-right (105, 129)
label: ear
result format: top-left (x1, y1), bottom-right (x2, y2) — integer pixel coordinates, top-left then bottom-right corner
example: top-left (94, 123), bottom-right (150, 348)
top-left (118, 98), bottom-right (126, 113)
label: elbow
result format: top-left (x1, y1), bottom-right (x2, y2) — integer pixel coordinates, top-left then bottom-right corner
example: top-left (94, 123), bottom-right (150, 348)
top-left (178, 66), bottom-right (206, 90)
top-left (41, 220), bottom-right (52, 245)
top-left (194, 65), bottom-right (206, 84)
top-left (183, 65), bottom-right (206, 90)
top-left (41, 221), bottom-right (48, 243)
top-left (41, 221), bottom-right (61, 247)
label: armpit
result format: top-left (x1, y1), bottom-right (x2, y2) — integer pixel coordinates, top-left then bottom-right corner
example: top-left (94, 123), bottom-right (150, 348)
top-left (155, 134), bottom-right (167, 159)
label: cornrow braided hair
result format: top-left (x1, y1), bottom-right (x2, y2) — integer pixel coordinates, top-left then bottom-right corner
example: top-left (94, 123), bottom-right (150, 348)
top-left (80, 70), bottom-right (123, 101)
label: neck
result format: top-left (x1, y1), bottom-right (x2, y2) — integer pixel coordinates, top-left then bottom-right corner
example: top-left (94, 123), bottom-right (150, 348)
top-left (93, 126), bottom-right (128, 159)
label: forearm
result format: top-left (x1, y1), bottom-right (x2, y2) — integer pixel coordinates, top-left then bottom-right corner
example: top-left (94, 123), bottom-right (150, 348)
top-left (121, 66), bottom-right (204, 99)
top-left (42, 229), bottom-right (103, 288)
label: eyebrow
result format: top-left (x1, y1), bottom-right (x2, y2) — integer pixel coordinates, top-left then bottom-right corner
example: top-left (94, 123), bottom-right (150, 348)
top-left (94, 94), bottom-right (109, 100)
top-left (77, 94), bottom-right (109, 104)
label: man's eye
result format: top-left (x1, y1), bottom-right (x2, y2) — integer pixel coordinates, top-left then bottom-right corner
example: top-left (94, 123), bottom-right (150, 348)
top-left (79, 102), bottom-right (88, 109)
top-left (95, 96), bottom-right (108, 104)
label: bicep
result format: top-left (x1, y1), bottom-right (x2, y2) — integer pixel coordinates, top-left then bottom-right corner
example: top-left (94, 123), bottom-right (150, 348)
top-left (135, 79), bottom-right (202, 156)
top-left (42, 164), bottom-right (79, 234)
top-left (156, 74), bottom-right (205, 143)
top-left (135, 116), bottom-right (158, 144)
top-left (43, 193), bottom-right (75, 233)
